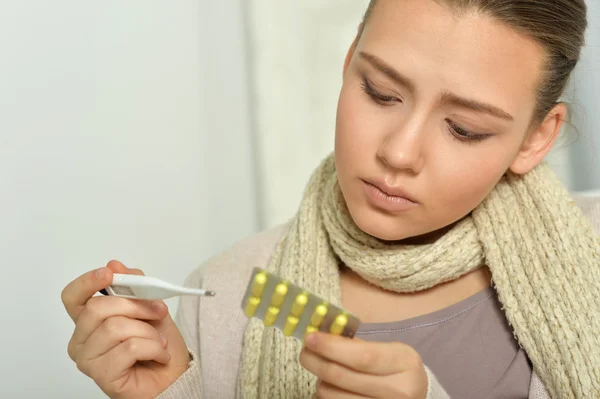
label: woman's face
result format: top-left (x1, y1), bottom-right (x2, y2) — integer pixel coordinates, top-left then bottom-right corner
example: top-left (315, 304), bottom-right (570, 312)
top-left (335, 0), bottom-right (562, 241)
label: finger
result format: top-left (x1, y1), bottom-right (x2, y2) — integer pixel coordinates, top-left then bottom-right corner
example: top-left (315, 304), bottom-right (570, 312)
top-left (109, 337), bottom-right (171, 369)
top-left (300, 347), bottom-right (380, 397)
top-left (78, 316), bottom-right (166, 361)
top-left (62, 267), bottom-right (114, 322)
top-left (105, 260), bottom-right (144, 276)
top-left (68, 296), bottom-right (168, 359)
top-left (305, 332), bottom-right (415, 375)
top-left (315, 380), bottom-right (370, 399)
top-left (102, 264), bottom-right (186, 367)
top-left (103, 263), bottom-right (168, 317)
top-left (81, 337), bottom-right (170, 384)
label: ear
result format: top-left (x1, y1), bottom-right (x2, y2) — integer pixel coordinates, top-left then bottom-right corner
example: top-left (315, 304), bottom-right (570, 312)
top-left (343, 23), bottom-right (363, 76)
top-left (509, 103), bottom-right (567, 175)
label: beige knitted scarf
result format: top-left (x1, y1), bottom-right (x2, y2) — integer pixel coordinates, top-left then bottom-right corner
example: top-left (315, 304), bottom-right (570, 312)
top-left (240, 154), bottom-right (600, 399)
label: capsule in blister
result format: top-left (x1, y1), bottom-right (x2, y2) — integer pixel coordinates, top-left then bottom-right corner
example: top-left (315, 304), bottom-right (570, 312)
top-left (271, 282), bottom-right (288, 307)
top-left (283, 315), bottom-right (299, 336)
top-left (251, 272), bottom-right (268, 297)
top-left (310, 303), bottom-right (328, 327)
top-left (291, 293), bottom-right (308, 317)
top-left (264, 305), bottom-right (280, 326)
top-left (330, 313), bottom-right (348, 335)
top-left (244, 296), bottom-right (261, 317)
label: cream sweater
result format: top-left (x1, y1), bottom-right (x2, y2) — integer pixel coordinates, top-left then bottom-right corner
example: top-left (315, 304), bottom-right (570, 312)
top-left (157, 195), bottom-right (600, 399)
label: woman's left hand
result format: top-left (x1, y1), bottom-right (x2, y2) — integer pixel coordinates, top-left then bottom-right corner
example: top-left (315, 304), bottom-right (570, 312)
top-left (299, 332), bottom-right (428, 399)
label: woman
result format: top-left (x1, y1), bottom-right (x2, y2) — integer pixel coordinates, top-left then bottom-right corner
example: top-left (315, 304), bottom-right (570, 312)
top-left (61, 0), bottom-right (600, 398)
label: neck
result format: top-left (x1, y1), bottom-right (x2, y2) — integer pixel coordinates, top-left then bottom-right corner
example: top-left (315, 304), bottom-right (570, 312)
top-left (340, 264), bottom-right (493, 323)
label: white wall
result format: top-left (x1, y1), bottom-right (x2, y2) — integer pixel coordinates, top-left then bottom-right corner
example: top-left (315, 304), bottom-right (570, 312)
top-left (567, 0), bottom-right (600, 191)
top-left (0, 1), bottom-right (256, 398)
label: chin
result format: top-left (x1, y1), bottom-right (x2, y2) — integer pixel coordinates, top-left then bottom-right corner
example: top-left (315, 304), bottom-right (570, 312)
top-left (347, 204), bottom-right (419, 242)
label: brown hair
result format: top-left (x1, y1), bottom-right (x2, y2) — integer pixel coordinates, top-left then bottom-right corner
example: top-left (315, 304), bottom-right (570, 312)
top-left (362, 0), bottom-right (588, 125)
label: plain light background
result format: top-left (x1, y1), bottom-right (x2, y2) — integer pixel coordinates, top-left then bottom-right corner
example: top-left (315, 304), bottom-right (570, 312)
top-left (0, 1), bottom-right (257, 398)
top-left (566, 0), bottom-right (600, 191)
top-left (1, 1), bottom-right (598, 398)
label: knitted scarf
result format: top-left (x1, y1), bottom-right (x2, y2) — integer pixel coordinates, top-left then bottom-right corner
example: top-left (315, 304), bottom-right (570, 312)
top-left (240, 154), bottom-right (600, 399)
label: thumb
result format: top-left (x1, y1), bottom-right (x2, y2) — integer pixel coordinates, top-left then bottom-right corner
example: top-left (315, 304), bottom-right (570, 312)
top-left (105, 260), bottom-right (143, 275)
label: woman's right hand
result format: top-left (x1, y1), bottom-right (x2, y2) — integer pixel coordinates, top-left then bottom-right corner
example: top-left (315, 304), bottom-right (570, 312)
top-left (62, 261), bottom-right (191, 399)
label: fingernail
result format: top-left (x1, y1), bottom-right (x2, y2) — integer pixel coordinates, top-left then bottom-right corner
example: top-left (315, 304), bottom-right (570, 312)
top-left (152, 301), bottom-right (165, 311)
top-left (95, 268), bottom-right (105, 279)
top-left (305, 333), bottom-right (317, 348)
top-left (160, 333), bottom-right (168, 347)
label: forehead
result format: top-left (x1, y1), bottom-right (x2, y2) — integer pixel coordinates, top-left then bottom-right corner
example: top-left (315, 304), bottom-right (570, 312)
top-left (359, 0), bottom-right (547, 121)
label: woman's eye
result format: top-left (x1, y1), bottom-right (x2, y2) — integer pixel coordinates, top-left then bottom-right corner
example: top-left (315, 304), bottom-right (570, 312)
top-left (446, 120), bottom-right (488, 143)
top-left (361, 78), bottom-right (401, 106)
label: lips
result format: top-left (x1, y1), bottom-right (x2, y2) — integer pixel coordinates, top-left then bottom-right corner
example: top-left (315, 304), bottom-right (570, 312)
top-left (362, 178), bottom-right (418, 203)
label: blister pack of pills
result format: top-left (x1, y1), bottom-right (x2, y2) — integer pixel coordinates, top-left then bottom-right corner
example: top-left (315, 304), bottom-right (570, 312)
top-left (241, 267), bottom-right (362, 342)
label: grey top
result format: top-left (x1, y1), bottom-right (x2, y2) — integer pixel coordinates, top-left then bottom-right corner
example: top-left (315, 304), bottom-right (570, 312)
top-left (357, 286), bottom-right (532, 399)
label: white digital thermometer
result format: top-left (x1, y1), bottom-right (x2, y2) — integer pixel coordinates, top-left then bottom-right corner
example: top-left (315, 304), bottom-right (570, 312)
top-left (100, 273), bottom-right (216, 300)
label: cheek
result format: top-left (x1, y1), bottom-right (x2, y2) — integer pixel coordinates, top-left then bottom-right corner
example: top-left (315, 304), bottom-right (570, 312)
top-left (427, 147), bottom-right (512, 221)
top-left (334, 83), bottom-right (382, 177)
top-left (336, 85), bottom-right (366, 156)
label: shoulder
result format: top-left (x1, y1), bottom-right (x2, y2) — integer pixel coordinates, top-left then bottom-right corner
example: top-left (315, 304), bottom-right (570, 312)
top-left (193, 222), bottom-right (289, 289)
top-left (179, 222), bottom-right (289, 297)
top-left (174, 222), bottom-right (289, 351)
top-left (177, 222), bottom-right (290, 328)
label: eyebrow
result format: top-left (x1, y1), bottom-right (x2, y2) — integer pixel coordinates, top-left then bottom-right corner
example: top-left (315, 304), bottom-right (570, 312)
top-left (359, 51), bottom-right (515, 121)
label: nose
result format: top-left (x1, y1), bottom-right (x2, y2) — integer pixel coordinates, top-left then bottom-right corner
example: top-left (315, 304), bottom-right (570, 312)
top-left (376, 118), bottom-right (426, 174)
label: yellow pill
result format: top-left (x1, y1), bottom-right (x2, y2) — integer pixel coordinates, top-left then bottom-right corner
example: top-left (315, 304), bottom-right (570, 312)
top-left (290, 293), bottom-right (308, 317)
top-left (244, 296), bottom-right (261, 317)
top-left (304, 325), bottom-right (318, 343)
top-left (264, 306), bottom-right (280, 326)
top-left (270, 282), bottom-right (288, 307)
top-left (283, 315), bottom-right (299, 336)
top-left (251, 272), bottom-right (268, 297)
top-left (310, 304), bottom-right (328, 327)
top-left (330, 313), bottom-right (348, 335)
